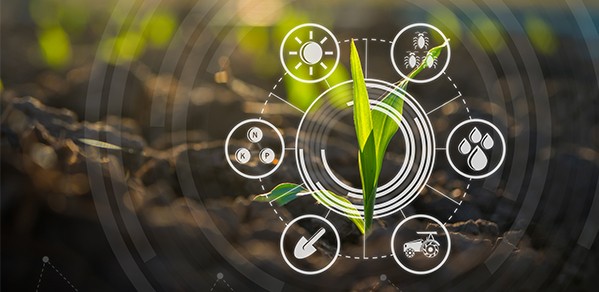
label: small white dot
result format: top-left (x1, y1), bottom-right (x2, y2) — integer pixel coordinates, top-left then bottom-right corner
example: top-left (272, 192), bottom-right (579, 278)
top-left (42, 256), bottom-right (49, 263)
top-left (380, 274), bottom-right (387, 281)
top-left (217, 273), bottom-right (224, 280)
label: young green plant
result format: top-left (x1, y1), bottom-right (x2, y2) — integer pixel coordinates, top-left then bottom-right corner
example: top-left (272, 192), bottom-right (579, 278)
top-left (350, 40), bottom-right (378, 231)
top-left (254, 39), bottom-right (449, 234)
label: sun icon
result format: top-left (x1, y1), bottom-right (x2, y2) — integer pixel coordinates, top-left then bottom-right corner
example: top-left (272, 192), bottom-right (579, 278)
top-left (280, 23), bottom-right (340, 83)
top-left (289, 31), bottom-right (334, 76)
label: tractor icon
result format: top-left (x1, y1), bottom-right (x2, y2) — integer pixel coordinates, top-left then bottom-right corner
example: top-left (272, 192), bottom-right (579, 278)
top-left (403, 231), bottom-right (440, 258)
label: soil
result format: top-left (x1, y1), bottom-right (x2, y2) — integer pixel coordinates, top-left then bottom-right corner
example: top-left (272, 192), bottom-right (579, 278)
top-left (1, 1), bottom-right (599, 291)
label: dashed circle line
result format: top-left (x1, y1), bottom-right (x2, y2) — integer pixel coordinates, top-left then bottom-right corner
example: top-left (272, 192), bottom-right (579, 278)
top-left (257, 38), bottom-right (471, 260)
top-left (339, 253), bottom-right (394, 260)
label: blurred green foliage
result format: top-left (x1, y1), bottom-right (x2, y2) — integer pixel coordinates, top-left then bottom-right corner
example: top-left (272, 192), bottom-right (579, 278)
top-left (237, 8), bottom-right (312, 80)
top-left (524, 15), bottom-right (557, 55)
top-left (100, 8), bottom-right (178, 64)
top-left (30, 0), bottom-right (82, 68)
top-left (100, 31), bottom-right (146, 64)
top-left (29, 0), bottom-right (178, 67)
top-left (30, 0), bottom-right (91, 34)
top-left (470, 16), bottom-right (505, 53)
top-left (236, 6), bottom-right (352, 110)
top-left (141, 10), bottom-right (178, 48)
top-left (428, 8), bottom-right (462, 47)
top-left (38, 26), bottom-right (72, 69)
top-left (24, 0), bottom-right (559, 77)
top-left (467, 13), bottom-right (557, 56)
top-left (236, 26), bottom-right (279, 77)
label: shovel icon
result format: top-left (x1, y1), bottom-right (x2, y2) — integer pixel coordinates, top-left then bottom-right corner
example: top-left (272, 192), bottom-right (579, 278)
top-left (293, 227), bottom-right (326, 259)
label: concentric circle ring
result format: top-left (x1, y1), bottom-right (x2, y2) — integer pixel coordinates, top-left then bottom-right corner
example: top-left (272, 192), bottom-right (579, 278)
top-left (295, 79), bottom-right (435, 219)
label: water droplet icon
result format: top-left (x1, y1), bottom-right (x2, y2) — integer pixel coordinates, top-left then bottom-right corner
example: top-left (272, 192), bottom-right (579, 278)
top-left (469, 127), bottom-right (482, 143)
top-left (481, 133), bottom-right (494, 149)
top-left (458, 138), bottom-right (471, 154)
top-left (467, 146), bottom-right (488, 171)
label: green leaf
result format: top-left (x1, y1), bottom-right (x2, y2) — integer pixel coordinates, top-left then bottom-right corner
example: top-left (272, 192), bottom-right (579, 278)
top-left (372, 39), bottom-right (449, 177)
top-left (350, 40), bottom-right (373, 149)
top-left (38, 25), bottom-right (72, 68)
top-left (255, 40), bottom-right (449, 236)
top-left (398, 40), bottom-right (449, 89)
top-left (141, 10), bottom-right (178, 48)
top-left (318, 190), bottom-right (365, 234)
top-left (358, 132), bottom-right (378, 231)
top-left (372, 91), bottom-right (403, 177)
top-left (350, 40), bottom-right (378, 232)
top-left (253, 183), bottom-right (365, 234)
top-left (253, 183), bottom-right (308, 206)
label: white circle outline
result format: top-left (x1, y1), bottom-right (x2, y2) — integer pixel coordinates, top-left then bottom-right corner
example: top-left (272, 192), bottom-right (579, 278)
top-left (279, 214), bottom-right (340, 275)
top-left (280, 23), bottom-right (340, 83)
top-left (225, 119), bottom-right (285, 179)
top-left (390, 23), bottom-right (451, 84)
top-left (297, 80), bottom-right (434, 217)
top-left (445, 119), bottom-right (506, 179)
top-left (329, 102), bottom-right (415, 199)
top-left (295, 79), bottom-right (436, 218)
top-left (390, 214), bottom-right (451, 275)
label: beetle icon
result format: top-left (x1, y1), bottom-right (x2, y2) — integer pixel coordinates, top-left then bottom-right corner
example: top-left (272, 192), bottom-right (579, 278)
top-left (404, 51), bottom-right (420, 69)
top-left (424, 53), bottom-right (438, 69)
top-left (413, 32), bottom-right (429, 50)
top-left (403, 231), bottom-right (440, 258)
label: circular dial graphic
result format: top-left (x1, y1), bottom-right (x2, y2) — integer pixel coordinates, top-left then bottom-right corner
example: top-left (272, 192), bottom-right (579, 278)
top-left (295, 79), bottom-right (435, 218)
top-left (225, 23), bottom-right (506, 276)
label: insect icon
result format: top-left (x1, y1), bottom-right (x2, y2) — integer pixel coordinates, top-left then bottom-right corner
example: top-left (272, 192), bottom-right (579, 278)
top-left (424, 53), bottom-right (438, 69)
top-left (413, 32), bottom-right (429, 50)
top-left (404, 51), bottom-right (420, 69)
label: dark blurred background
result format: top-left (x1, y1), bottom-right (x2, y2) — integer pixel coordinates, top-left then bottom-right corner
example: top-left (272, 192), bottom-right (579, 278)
top-left (1, 0), bottom-right (599, 291)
